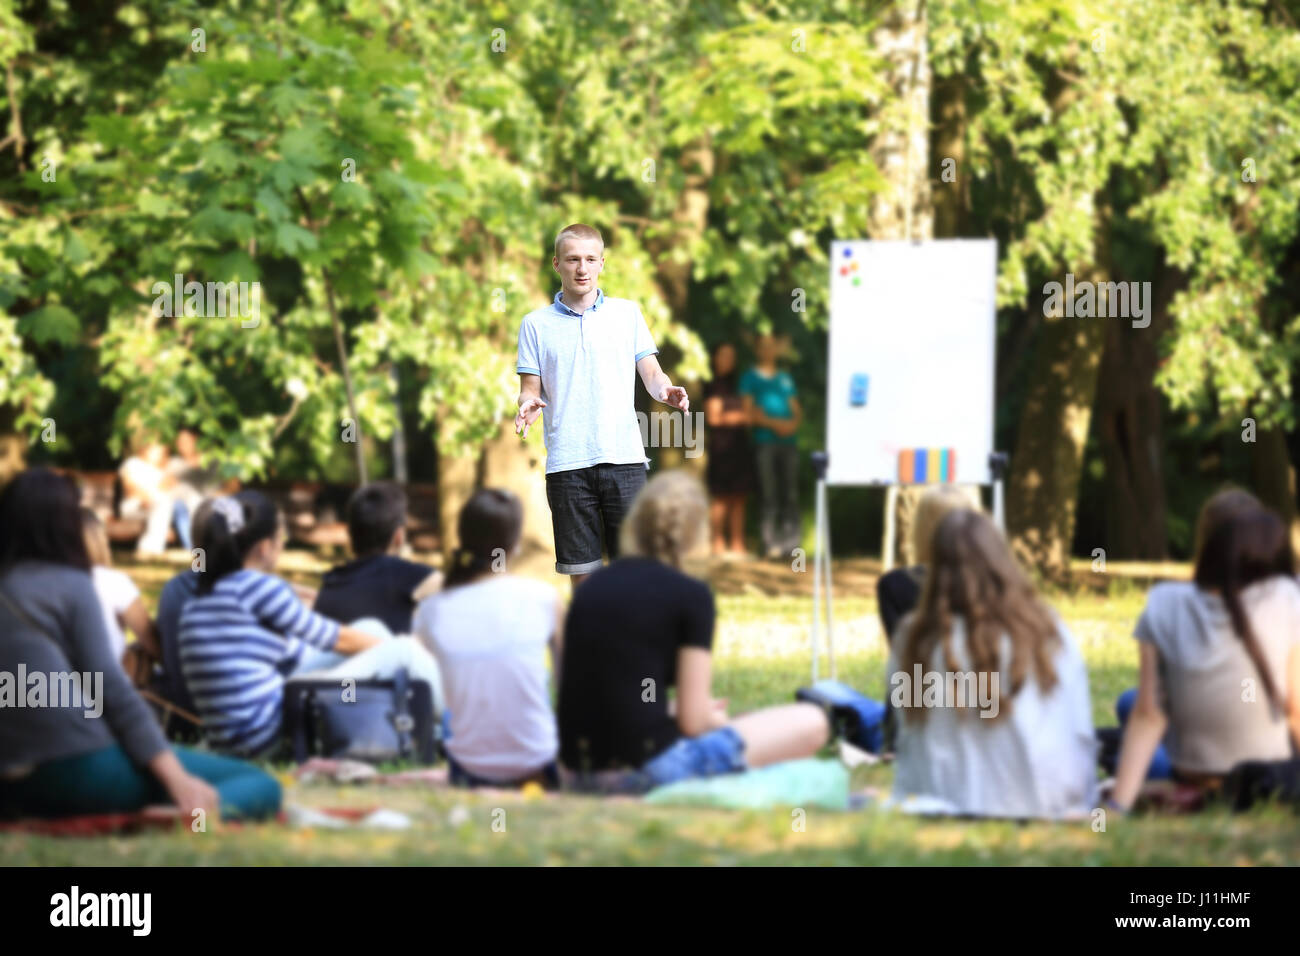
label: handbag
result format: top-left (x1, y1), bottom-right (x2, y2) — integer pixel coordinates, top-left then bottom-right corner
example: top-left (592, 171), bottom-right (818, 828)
top-left (795, 680), bottom-right (886, 753)
top-left (282, 667), bottom-right (440, 765)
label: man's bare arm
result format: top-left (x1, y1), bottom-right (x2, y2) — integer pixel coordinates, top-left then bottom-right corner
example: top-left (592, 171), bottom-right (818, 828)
top-left (636, 354), bottom-right (689, 412)
top-left (516, 374), bottom-right (546, 437)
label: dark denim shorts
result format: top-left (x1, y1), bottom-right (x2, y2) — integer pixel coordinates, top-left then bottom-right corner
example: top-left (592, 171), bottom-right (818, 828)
top-left (545, 462), bottom-right (648, 574)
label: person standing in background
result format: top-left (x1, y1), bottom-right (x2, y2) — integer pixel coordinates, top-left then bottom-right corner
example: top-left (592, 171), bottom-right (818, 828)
top-left (703, 342), bottom-right (753, 558)
top-left (739, 333), bottom-right (802, 559)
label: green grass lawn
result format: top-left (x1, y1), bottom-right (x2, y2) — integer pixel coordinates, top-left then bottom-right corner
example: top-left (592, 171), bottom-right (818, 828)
top-left (5, 555), bottom-right (1298, 866)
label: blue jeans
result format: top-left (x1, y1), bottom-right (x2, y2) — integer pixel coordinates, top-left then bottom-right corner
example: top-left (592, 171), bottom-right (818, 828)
top-left (1117, 688), bottom-right (1173, 780)
top-left (563, 727), bottom-right (748, 794)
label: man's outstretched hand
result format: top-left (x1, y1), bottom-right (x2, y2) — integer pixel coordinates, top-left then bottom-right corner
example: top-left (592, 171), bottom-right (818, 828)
top-left (515, 396), bottom-right (547, 438)
top-left (658, 384), bottom-right (690, 413)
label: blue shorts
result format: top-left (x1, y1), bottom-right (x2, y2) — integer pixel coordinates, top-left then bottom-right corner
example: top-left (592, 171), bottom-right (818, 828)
top-left (562, 727), bottom-right (748, 794)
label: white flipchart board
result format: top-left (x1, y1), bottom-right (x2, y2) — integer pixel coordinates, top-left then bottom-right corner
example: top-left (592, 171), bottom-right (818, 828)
top-left (825, 239), bottom-right (997, 487)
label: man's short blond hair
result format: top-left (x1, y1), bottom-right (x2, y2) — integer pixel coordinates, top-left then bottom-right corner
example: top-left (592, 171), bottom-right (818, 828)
top-left (554, 223), bottom-right (604, 257)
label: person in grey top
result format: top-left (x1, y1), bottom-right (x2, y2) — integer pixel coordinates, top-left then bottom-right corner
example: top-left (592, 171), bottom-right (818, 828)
top-left (1112, 499), bottom-right (1300, 811)
top-left (0, 468), bottom-right (279, 822)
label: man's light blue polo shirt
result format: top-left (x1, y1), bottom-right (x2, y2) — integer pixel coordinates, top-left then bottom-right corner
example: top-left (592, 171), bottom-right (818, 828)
top-left (517, 289), bottom-right (658, 475)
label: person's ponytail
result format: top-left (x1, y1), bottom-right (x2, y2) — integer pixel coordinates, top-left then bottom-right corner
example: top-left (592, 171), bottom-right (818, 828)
top-left (195, 491), bottom-right (280, 594)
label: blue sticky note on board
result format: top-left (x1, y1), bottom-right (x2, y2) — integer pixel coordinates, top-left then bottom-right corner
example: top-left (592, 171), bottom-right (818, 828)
top-left (849, 373), bottom-right (869, 406)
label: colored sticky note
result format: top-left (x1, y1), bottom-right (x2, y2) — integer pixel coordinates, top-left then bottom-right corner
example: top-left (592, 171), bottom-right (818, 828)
top-left (913, 449), bottom-right (928, 483)
top-left (898, 449), bottom-right (914, 483)
top-left (850, 374), bottom-right (868, 406)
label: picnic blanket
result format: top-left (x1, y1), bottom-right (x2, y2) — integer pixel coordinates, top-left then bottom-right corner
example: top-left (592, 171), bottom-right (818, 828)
top-left (644, 758), bottom-right (851, 811)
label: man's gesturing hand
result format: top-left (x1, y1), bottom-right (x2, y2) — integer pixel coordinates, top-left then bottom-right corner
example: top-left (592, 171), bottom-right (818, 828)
top-left (658, 384), bottom-right (690, 413)
top-left (516, 396), bottom-right (547, 438)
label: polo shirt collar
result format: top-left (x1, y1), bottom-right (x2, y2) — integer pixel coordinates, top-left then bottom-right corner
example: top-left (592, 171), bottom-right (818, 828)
top-left (553, 288), bottom-right (604, 317)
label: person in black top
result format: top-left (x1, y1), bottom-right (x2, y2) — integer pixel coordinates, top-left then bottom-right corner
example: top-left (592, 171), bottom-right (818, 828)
top-left (314, 482), bottom-right (440, 634)
top-left (704, 342), bottom-right (753, 556)
top-left (557, 471), bottom-right (829, 792)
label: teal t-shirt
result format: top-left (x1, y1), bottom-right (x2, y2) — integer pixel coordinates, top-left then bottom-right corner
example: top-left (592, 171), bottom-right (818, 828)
top-left (739, 367), bottom-right (797, 445)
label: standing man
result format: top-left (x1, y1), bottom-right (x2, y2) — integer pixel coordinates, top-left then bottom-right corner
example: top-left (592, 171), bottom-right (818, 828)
top-left (515, 224), bottom-right (690, 590)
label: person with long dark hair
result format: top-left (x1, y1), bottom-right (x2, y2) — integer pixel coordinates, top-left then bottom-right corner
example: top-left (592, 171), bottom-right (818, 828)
top-left (0, 468), bottom-right (279, 822)
top-left (179, 490), bottom-right (444, 757)
top-left (1112, 504), bottom-right (1300, 810)
top-left (414, 489), bottom-right (562, 788)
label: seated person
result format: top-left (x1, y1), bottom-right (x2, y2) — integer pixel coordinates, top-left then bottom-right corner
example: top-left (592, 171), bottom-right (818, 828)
top-left (1108, 488), bottom-right (1265, 782)
top-left (119, 436), bottom-right (191, 556)
top-left (557, 471), bottom-right (830, 793)
top-left (80, 508), bottom-right (162, 679)
top-left (168, 428), bottom-right (223, 515)
top-left (0, 468), bottom-right (279, 822)
top-left (876, 484), bottom-right (981, 642)
top-left (315, 482), bottom-right (439, 635)
top-left (415, 489), bottom-right (562, 789)
top-left (155, 499), bottom-right (218, 716)
top-left (1111, 505), bottom-right (1300, 811)
top-left (179, 491), bottom-right (444, 757)
top-left (888, 509), bottom-right (1097, 819)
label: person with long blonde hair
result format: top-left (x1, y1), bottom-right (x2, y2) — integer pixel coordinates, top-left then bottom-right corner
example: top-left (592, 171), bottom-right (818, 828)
top-left (557, 471), bottom-right (830, 792)
top-left (888, 509), bottom-right (1097, 818)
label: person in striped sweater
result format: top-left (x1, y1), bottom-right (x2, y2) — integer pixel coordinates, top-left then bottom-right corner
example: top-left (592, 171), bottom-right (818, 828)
top-left (179, 491), bottom-right (444, 757)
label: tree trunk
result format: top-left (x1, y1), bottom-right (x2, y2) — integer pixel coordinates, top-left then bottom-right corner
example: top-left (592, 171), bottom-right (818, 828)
top-left (480, 419), bottom-right (555, 574)
top-left (870, 0), bottom-right (932, 566)
top-left (646, 136), bottom-right (713, 478)
top-left (1092, 264), bottom-right (1177, 560)
top-left (1252, 424), bottom-right (1300, 552)
top-left (1007, 263), bottom-right (1109, 579)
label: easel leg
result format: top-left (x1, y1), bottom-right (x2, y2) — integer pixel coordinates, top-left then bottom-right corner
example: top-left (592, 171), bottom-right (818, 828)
top-left (882, 484), bottom-right (899, 572)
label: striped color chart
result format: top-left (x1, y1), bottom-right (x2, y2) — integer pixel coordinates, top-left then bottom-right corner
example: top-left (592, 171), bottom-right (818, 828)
top-left (897, 448), bottom-right (957, 484)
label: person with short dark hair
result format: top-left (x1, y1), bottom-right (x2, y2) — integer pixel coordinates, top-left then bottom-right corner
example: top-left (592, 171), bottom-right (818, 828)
top-left (0, 468), bottom-right (280, 822)
top-left (313, 482), bottom-right (440, 635)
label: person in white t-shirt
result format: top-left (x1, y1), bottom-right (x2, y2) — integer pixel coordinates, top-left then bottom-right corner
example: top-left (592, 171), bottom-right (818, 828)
top-left (887, 508), bottom-right (1097, 820)
top-left (119, 438), bottom-right (190, 556)
top-left (414, 489), bottom-right (563, 789)
top-left (80, 508), bottom-right (162, 681)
